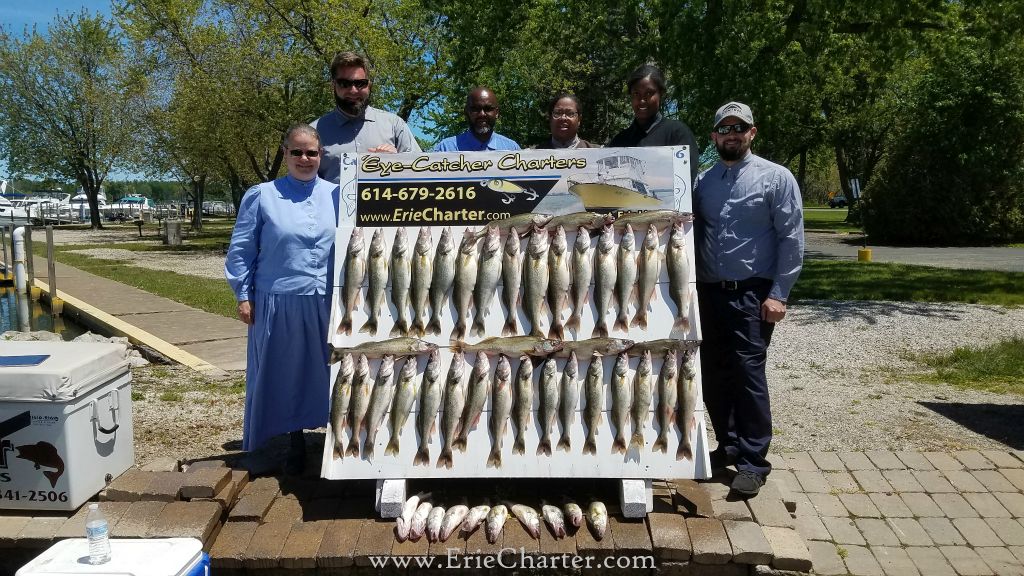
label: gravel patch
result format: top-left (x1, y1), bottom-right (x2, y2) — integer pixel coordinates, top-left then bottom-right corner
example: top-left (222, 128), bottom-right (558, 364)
top-left (66, 247), bottom-right (227, 280)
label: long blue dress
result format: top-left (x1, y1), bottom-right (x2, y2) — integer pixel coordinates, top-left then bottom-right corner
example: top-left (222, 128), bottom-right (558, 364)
top-left (224, 174), bottom-right (339, 451)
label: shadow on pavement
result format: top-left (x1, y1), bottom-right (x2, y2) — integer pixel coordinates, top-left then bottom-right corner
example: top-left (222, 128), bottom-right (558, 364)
top-left (788, 300), bottom-right (966, 326)
top-left (918, 401), bottom-right (1024, 449)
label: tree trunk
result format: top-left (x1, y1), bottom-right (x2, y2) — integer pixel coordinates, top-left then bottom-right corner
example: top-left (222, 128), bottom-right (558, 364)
top-left (190, 174), bottom-right (206, 231)
top-left (797, 147), bottom-right (807, 192)
top-left (78, 177), bottom-right (104, 230)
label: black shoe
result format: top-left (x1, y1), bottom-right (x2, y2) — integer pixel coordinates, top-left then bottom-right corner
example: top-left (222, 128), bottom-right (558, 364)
top-left (709, 450), bottom-right (737, 473)
top-left (731, 470), bottom-right (766, 497)
top-left (284, 431), bottom-right (306, 476)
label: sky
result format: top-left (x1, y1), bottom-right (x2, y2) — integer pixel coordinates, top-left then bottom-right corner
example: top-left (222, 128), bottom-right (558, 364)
top-left (0, 0), bottom-right (112, 33)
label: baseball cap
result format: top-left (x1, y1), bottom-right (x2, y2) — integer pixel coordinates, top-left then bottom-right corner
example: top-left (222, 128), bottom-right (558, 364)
top-left (714, 101), bottom-right (754, 128)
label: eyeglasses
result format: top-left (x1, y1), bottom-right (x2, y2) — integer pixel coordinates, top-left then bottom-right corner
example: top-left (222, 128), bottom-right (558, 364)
top-left (288, 149), bottom-right (320, 158)
top-left (715, 123), bottom-right (752, 135)
top-left (334, 78), bottom-right (369, 89)
top-left (467, 105), bottom-right (498, 114)
top-left (551, 110), bottom-right (579, 119)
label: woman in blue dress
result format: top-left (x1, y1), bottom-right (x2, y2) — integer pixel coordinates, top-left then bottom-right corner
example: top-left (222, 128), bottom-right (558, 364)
top-left (225, 123), bottom-right (339, 475)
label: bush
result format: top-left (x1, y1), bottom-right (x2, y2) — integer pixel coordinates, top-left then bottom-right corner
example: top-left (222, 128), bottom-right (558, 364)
top-left (862, 41), bottom-right (1024, 245)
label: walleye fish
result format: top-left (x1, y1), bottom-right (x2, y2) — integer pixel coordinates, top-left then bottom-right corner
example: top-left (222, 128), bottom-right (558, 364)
top-left (613, 209), bottom-right (693, 231)
top-left (629, 349), bottom-right (653, 451)
top-left (410, 227), bottom-right (433, 336)
top-left (486, 504), bottom-right (509, 544)
top-left (487, 354), bottom-right (513, 468)
top-left (677, 350), bottom-right (698, 461)
top-left (409, 501), bottom-right (433, 542)
top-left (556, 337), bottom-right (634, 359)
top-left (451, 228), bottom-right (479, 340)
top-left (452, 335), bottom-right (563, 358)
top-left (536, 358), bottom-right (560, 456)
top-left (426, 505), bottom-right (446, 543)
top-left (610, 351), bottom-right (632, 454)
top-left (587, 501), bottom-right (608, 540)
top-left (344, 355), bottom-right (371, 458)
top-left (389, 228), bottom-right (413, 336)
top-left (471, 225), bottom-right (502, 337)
top-left (439, 505), bottom-right (469, 542)
top-left (413, 350), bottom-right (443, 466)
top-left (632, 223), bottom-right (662, 329)
top-left (330, 337), bottom-right (438, 362)
top-left (511, 504), bottom-right (541, 539)
top-left (361, 355), bottom-right (396, 459)
top-left (542, 505), bottom-right (566, 538)
top-left (462, 505), bottom-right (491, 535)
top-left (427, 227), bottom-right (457, 335)
top-left (613, 223), bottom-right (638, 332)
top-left (582, 352), bottom-right (604, 455)
top-left (329, 353), bottom-right (354, 458)
top-left (652, 349), bottom-right (679, 454)
top-left (500, 229), bottom-right (523, 336)
top-left (592, 224), bottom-right (617, 337)
top-left (454, 352), bottom-right (491, 452)
top-left (565, 226), bottom-right (593, 332)
top-left (563, 503), bottom-right (583, 528)
top-left (358, 228), bottom-right (388, 335)
top-left (556, 351), bottom-right (579, 452)
top-left (437, 351), bottom-right (466, 469)
top-left (395, 492), bottom-right (429, 542)
top-left (338, 227), bottom-right (366, 335)
top-left (667, 219), bottom-right (692, 332)
top-left (547, 225), bottom-right (571, 340)
top-left (384, 357), bottom-right (419, 456)
top-left (511, 355), bottom-right (534, 455)
top-left (483, 213), bottom-right (552, 237)
top-left (522, 225), bottom-right (550, 338)
top-left (547, 211), bottom-right (614, 231)
top-left (630, 338), bottom-right (701, 355)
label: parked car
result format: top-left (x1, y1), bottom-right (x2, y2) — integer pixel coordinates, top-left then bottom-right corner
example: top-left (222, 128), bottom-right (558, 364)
top-left (829, 195), bottom-right (848, 208)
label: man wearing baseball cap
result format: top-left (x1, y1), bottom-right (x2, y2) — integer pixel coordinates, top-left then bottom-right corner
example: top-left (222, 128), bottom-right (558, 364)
top-left (694, 101), bottom-right (804, 497)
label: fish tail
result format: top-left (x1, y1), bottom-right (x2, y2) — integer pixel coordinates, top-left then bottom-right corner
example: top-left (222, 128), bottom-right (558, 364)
top-left (536, 438), bottom-right (551, 456)
top-left (453, 434), bottom-right (467, 452)
top-left (556, 434), bottom-right (571, 452)
top-left (583, 436), bottom-right (597, 455)
top-left (413, 446), bottom-right (430, 466)
top-left (630, 311), bottom-right (647, 329)
top-left (673, 315), bottom-right (690, 332)
top-left (592, 322), bottom-right (608, 338)
top-left (361, 436), bottom-right (375, 461)
top-left (333, 440), bottom-right (345, 460)
top-left (451, 320), bottom-right (467, 341)
top-left (676, 441), bottom-right (694, 461)
top-left (385, 437), bottom-right (400, 457)
top-left (436, 448), bottom-right (453, 469)
top-left (512, 436), bottom-right (526, 455)
top-left (529, 325), bottom-right (544, 338)
top-left (345, 436), bottom-right (360, 458)
top-left (486, 449), bottom-right (502, 468)
top-left (565, 313), bottom-right (580, 330)
top-left (389, 321), bottom-right (406, 337)
top-left (652, 435), bottom-right (668, 454)
top-left (612, 314), bottom-right (629, 332)
top-left (548, 322), bottom-right (564, 341)
top-left (502, 315), bottom-right (518, 337)
top-left (611, 436), bottom-right (627, 454)
top-left (411, 318), bottom-right (425, 337)
top-left (470, 319), bottom-right (486, 338)
top-left (426, 315), bottom-right (442, 336)
top-left (357, 318), bottom-right (376, 335)
top-left (338, 316), bottom-right (353, 335)
top-left (43, 470), bottom-right (60, 489)
top-left (629, 432), bottom-right (645, 451)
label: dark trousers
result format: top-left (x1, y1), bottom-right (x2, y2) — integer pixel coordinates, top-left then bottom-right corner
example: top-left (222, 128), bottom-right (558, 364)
top-left (697, 279), bottom-right (775, 477)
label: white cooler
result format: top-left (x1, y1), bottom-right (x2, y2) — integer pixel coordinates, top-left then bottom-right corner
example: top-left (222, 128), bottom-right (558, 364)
top-left (17, 538), bottom-right (209, 576)
top-left (0, 341), bottom-right (134, 510)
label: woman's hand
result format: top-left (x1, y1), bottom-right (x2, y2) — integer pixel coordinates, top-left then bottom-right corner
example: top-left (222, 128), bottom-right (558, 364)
top-left (238, 300), bottom-right (254, 325)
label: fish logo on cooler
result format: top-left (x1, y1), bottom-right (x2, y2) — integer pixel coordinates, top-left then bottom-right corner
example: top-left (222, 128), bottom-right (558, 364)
top-left (0, 411), bottom-right (66, 487)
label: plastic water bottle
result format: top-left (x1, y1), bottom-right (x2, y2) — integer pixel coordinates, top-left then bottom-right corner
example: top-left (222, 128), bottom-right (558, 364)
top-left (85, 503), bottom-right (111, 564)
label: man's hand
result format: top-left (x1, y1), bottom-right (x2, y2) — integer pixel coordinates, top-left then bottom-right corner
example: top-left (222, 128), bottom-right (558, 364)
top-left (238, 300), bottom-right (254, 325)
top-left (367, 143), bottom-right (398, 154)
top-left (761, 298), bottom-right (787, 323)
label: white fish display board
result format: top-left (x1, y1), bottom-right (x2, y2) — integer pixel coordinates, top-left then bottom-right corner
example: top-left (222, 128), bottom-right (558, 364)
top-left (322, 147), bottom-right (710, 480)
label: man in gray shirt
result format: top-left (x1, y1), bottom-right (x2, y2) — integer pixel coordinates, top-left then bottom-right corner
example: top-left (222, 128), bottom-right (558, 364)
top-left (694, 101), bottom-right (804, 497)
top-left (311, 51), bottom-right (421, 184)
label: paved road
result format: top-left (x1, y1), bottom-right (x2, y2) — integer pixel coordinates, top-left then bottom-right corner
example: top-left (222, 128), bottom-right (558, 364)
top-left (805, 232), bottom-right (1024, 273)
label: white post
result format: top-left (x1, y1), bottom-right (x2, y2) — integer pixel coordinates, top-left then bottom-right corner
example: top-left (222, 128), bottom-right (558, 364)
top-left (12, 226), bottom-right (27, 294)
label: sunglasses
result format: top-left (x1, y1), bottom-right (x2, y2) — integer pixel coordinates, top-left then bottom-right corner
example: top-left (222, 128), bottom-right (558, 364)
top-left (288, 149), bottom-right (320, 158)
top-left (334, 78), bottom-right (369, 89)
top-left (715, 123), bottom-right (752, 135)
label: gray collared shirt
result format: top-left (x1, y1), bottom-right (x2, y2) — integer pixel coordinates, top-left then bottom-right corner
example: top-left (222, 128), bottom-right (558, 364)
top-left (311, 106), bottom-right (421, 184)
top-left (694, 152), bottom-right (804, 302)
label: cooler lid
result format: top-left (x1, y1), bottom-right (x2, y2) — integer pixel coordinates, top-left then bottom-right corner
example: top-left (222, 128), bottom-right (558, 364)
top-left (0, 342), bottom-right (130, 402)
top-left (16, 538), bottom-right (203, 576)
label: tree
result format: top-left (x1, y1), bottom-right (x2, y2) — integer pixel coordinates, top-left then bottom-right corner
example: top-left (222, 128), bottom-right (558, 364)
top-left (0, 12), bottom-right (147, 229)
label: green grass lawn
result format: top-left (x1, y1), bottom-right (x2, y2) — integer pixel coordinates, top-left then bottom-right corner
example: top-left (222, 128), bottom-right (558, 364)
top-left (793, 260), bottom-right (1024, 305)
top-left (915, 337), bottom-right (1024, 394)
top-left (803, 208), bottom-right (863, 233)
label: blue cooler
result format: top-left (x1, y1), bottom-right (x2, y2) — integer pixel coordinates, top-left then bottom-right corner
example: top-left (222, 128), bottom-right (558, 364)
top-left (17, 538), bottom-right (209, 576)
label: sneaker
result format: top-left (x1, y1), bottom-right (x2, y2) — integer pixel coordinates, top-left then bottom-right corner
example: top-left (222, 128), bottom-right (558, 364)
top-left (730, 470), bottom-right (766, 497)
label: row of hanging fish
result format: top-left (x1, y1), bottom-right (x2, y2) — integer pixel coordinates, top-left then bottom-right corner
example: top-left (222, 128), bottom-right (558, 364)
top-left (336, 209), bottom-right (694, 341)
top-left (395, 493), bottom-right (609, 543)
top-left (329, 339), bottom-right (700, 468)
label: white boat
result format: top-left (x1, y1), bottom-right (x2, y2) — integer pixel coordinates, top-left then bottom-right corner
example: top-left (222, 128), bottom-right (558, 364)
top-left (567, 155), bottom-right (662, 210)
top-left (0, 195), bottom-right (31, 224)
top-left (17, 194), bottom-right (73, 223)
top-left (108, 195), bottom-right (152, 212)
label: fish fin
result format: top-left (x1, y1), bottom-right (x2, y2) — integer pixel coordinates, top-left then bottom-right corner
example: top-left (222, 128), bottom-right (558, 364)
top-left (564, 313), bottom-right (580, 330)
top-left (652, 436), bottom-right (668, 453)
top-left (345, 437), bottom-right (360, 458)
top-left (470, 319), bottom-right (485, 338)
top-left (333, 441), bottom-right (345, 460)
top-left (629, 432), bottom-right (645, 451)
top-left (582, 437), bottom-right (597, 455)
top-left (629, 311), bottom-right (647, 329)
top-left (592, 323), bottom-right (608, 338)
top-left (529, 325), bottom-right (545, 338)
top-left (413, 447), bottom-right (430, 466)
top-left (384, 437), bottom-right (400, 457)
top-left (451, 320), bottom-right (467, 341)
top-left (536, 439), bottom-right (551, 456)
top-left (611, 436), bottom-right (626, 454)
top-left (556, 434), bottom-right (571, 452)
top-left (452, 435), bottom-right (467, 452)
top-left (486, 449), bottom-right (502, 468)
top-left (358, 319), bottom-right (376, 334)
top-left (612, 314), bottom-right (629, 332)
top-left (361, 437), bottom-right (375, 461)
top-left (426, 316), bottom-right (442, 336)
top-left (676, 442), bottom-right (693, 461)
top-left (502, 316), bottom-right (518, 337)
top-left (436, 448), bottom-right (453, 469)
top-left (548, 322), bottom-right (564, 340)
top-left (512, 436), bottom-right (526, 455)
top-left (338, 318), bottom-right (352, 336)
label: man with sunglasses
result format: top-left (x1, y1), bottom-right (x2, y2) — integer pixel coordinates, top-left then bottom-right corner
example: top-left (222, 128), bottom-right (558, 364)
top-left (694, 101), bottom-right (804, 497)
top-left (312, 51), bottom-right (421, 184)
top-left (433, 86), bottom-right (520, 151)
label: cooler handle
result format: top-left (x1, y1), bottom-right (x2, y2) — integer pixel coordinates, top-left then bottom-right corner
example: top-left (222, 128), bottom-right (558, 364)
top-left (91, 391), bottom-right (120, 434)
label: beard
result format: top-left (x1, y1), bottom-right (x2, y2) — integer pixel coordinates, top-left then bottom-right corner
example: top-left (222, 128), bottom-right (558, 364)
top-left (335, 92), bottom-right (368, 117)
top-left (715, 139), bottom-right (750, 162)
